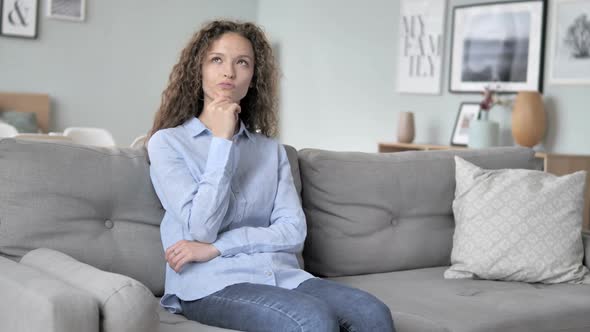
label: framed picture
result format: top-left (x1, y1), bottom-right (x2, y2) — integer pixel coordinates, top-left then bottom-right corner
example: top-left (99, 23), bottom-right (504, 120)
top-left (1, 0), bottom-right (39, 38)
top-left (449, 0), bottom-right (546, 93)
top-left (397, 0), bottom-right (447, 95)
top-left (451, 102), bottom-right (480, 146)
top-left (47, 0), bottom-right (86, 21)
top-left (548, 0), bottom-right (590, 84)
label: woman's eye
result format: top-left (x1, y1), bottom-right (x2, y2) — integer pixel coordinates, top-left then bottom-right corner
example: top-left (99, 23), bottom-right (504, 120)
top-left (237, 59), bottom-right (249, 66)
top-left (211, 57), bottom-right (222, 63)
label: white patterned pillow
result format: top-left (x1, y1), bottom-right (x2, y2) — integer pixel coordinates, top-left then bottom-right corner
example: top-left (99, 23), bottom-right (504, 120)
top-left (445, 156), bottom-right (590, 284)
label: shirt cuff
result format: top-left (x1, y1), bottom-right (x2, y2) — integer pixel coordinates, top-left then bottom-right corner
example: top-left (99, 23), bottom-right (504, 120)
top-left (206, 137), bottom-right (234, 173)
top-left (212, 235), bottom-right (244, 257)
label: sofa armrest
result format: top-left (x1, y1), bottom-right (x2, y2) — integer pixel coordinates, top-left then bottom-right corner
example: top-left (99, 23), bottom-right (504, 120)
top-left (20, 248), bottom-right (159, 332)
top-left (0, 256), bottom-right (99, 332)
top-left (583, 230), bottom-right (590, 268)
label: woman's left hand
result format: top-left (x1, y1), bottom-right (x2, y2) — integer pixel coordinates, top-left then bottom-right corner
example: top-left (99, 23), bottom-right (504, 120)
top-left (165, 240), bottom-right (221, 273)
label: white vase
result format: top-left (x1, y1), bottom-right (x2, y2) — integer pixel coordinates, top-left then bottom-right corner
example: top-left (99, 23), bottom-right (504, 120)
top-left (468, 112), bottom-right (499, 149)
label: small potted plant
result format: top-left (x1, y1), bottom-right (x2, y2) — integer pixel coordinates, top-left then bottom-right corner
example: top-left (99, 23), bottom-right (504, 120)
top-left (478, 86), bottom-right (495, 120)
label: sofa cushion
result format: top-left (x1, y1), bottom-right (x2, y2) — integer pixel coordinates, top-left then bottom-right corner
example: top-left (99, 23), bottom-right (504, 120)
top-left (298, 147), bottom-right (536, 277)
top-left (0, 110), bottom-right (38, 133)
top-left (331, 266), bottom-right (590, 332)
top-left (446, 157), bottom-right (589, 283)
top-left (21, 248), bottom-right (159, 332)
top-left (0, 138), bottom-right (166, 295)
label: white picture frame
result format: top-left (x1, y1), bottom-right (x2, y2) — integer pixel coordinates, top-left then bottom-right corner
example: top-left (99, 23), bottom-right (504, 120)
top-left (548, 0), bottom-right (590, 85)
top-left (47, 0), bottom-right (86, 22)
top-left (450, 102), bottom-right (480, 146)
top-left (397, 0), bottom-right (447, 95)
top-left (1, 0), bottom-right (39, 38)
top-left (449, 0), bottom-right (546, 93)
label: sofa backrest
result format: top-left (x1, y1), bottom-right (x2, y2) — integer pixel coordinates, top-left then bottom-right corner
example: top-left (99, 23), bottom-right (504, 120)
top-left (0, 139), bottom-right (166, 295)
top-left (298, 147), bottom-right (537, 277)
top-left (0, 138), bottom-right (540, 290)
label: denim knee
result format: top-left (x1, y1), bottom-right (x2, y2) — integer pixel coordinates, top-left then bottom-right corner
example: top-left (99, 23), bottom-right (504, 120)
top-left (294, 300), bottom-right (339, 332)
top-left (353, 293), bottom-right (395, 331)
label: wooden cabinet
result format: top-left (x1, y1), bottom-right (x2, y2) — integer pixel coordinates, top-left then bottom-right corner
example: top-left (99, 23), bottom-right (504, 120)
top-left (378, 142), bottom-right (590, 231)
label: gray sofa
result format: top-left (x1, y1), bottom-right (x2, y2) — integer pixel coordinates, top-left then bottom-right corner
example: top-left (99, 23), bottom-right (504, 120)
top-left (0, 138), bottom-right (589, 332)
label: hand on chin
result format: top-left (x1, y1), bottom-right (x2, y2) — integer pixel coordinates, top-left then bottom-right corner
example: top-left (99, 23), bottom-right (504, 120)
top-left (216, 90), bottom-right (236, 102)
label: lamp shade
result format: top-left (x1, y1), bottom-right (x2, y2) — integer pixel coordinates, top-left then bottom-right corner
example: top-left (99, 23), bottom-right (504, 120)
top-left (512, 91), bottom-right (546, 147)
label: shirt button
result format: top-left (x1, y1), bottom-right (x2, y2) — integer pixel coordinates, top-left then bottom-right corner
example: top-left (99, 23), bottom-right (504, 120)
top-left (265, 271), bottom-right (272, 277)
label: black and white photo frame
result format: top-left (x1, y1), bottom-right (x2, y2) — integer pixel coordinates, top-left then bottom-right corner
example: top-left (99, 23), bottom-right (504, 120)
top-left (47, 0), bottom-right (86, 22)
top-left (548, 0), bottom-right (590, 84)
top-left (449, 0), bottom-right (547, 93)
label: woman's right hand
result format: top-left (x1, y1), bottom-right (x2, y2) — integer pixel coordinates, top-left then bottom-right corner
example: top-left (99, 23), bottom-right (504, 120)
top-left (165, 240), bottom-right (221, 273)
top-left (202, 96), bottom-right (241, 140)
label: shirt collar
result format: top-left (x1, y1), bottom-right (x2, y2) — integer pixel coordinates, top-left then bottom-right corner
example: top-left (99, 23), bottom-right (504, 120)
top-left (184, 117), bottom-right (253, 140)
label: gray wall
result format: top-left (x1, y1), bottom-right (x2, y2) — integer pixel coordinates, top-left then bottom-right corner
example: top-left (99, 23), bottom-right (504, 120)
top-left (0, 0), bottom-right (258, 145)
top-left (259, 0), bottom-right (590, 154)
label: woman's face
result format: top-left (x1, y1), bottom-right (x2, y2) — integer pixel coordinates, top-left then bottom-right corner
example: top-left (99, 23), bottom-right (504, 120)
top-left (201, 32), bottom-right (255, 105)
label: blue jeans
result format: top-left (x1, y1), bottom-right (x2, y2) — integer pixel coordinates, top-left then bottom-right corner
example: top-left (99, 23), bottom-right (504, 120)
top-left (180, 278), bottom-right (395, 332)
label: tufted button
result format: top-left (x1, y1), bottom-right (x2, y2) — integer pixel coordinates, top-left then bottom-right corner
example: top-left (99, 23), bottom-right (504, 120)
top-left (104, 219), bottom-right (114, 229)
top-left (390, 217), bottom-right (399, 227)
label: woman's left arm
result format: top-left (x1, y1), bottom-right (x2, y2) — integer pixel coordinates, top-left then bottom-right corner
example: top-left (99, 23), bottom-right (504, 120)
top-left (211, 145), bottom-right (306, 257)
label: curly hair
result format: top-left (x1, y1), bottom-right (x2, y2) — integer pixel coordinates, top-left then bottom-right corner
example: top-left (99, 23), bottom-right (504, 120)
top-left (148, 20), bottom-right (279, 140)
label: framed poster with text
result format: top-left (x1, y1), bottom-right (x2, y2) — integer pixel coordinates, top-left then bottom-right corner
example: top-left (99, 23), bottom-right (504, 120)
top-left (397, 0), bottom-right (447, 95)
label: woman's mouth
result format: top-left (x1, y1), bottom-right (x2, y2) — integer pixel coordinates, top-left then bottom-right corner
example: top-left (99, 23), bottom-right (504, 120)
top-left (218, 82), bottom-right (235, 89)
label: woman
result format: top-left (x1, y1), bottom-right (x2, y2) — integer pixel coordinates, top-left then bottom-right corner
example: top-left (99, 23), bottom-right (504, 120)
top-left (147, 20), bottom-right (395, 332)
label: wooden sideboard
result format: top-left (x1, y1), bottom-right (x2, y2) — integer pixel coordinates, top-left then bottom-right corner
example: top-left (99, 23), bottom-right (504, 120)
top-left (378, 142), bottom-right (590, 231)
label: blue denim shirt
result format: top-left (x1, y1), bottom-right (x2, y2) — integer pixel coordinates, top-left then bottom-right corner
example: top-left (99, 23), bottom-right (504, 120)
top-left (148, 117), bottom-right (314, 314)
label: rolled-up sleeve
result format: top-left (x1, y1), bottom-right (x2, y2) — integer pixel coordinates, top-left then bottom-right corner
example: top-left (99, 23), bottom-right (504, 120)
top-left (212, 145), bottom-right (306, 256)
top-left (148, 132), bottom-right (235, 243)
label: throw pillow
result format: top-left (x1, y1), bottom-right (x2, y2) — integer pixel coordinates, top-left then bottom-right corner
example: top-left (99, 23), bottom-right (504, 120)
top-left (0, 111), bottom-right (38, 133)
top-left (445, 156), bottom-right (590, 284)
top-left (20, 248), bottom-right (159, 332)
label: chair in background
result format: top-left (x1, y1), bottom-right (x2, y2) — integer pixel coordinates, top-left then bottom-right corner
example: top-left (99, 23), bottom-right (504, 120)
top-left (0, 122), bottom-right (18, 138)
top-left (63, 127), bottom-right (116, 147)
top-left (14, 134), bottom-right (73, 142)
top-left (130, 134), bottom-right (147, 148)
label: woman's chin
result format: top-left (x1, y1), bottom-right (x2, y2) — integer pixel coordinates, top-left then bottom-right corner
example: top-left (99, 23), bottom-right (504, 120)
top-left (204, 91), bottom-right (242, 103)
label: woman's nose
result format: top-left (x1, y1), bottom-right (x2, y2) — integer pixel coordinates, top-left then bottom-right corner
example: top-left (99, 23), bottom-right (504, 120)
top-left (223, 65), bottom-right (235, 79)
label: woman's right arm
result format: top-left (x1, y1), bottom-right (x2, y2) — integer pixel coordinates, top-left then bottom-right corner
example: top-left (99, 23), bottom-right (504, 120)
top-left (148, 131), bottom-right (234, 244)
